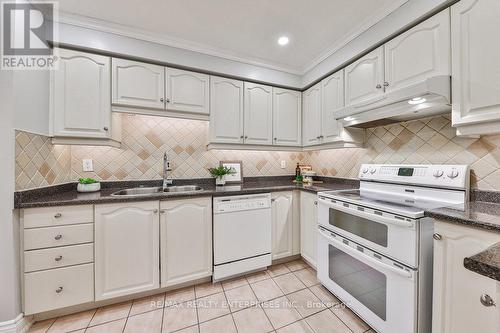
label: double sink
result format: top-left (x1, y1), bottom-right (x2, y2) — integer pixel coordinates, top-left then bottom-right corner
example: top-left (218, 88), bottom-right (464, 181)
top-left (111, 185), bottom-right (204, 197)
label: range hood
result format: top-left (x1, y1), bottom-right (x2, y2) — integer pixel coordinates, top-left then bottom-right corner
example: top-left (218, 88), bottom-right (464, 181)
top-left (335, 76), bottom-right (451, 128)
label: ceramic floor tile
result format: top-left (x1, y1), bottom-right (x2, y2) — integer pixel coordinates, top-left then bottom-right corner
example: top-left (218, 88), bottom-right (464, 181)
top-left (48, 309), bottom-right (95, 332)
top-left (267, 264), bottom-right (291, 278)
top-left (293, 269), bottom-right (319, 287)
top-left (195, 282), bottom-right (223, 299)
top-left (232, 306), bottom-right (273, 333)
top-left (198, 314), bottom-right (236, 333)
top-left (276, 320), bottom-right (314, 333)
top-left (285, 260), bottom-right (308, 272)
top-left (305, 309), bottom-right (351, 333)
top-left (162, 301), bottom-right (198, 333)
top-left (85, 319), bottom-right (126, 333)
top-left (332, 306), bottom-right (370, 333)
top-left (196, 292), bottom-right (230, 323)
top-left (165, 286), bottom-right (196, 305)
top-left (89, 301), bottom-right (132, 327)
top-left (129, 292), bottom-right (165, 316)
top-left (176, 325), bottom-right (199, 333)
top-left (245, 270), bottom-right (271, 284)
top-left (308, 285), bottom-right (340, 307)
top-left (251, 279), bottom-right (284, 302)
top-left (28, 319), bottom-right (55, 333)
top-left (124, 309), bottom-right (162, 333)
top-left (224, 284), bottom-right (258, 312)
top-left (287, 289), bottom-right (326, 318)
top-left (262, 296), bottom-right (302, 329)
top-left (273, 273), bottom-right (306, 294)
top-left (221, 276), bottom-right (248, 291)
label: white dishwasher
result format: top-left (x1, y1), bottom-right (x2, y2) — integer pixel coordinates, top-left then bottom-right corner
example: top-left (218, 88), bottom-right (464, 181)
top-left (213, 193), bottom-right (272, 281)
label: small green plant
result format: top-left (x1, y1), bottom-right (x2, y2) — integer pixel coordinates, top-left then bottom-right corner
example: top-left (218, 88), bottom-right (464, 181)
top-left (208, 166), bottom-right (235, 178)
top-left (78, 178), bottom-right (99, 184)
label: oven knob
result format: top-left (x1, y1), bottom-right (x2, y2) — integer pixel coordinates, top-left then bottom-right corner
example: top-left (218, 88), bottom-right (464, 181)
top-left (447, 170), bottom-right (459, 179)
top-left (369, 167), bottom-right (377, 174)
top-left (362, 167), bottom-right (369, 174)
top-left (433, 170), bottom-right (444, 178)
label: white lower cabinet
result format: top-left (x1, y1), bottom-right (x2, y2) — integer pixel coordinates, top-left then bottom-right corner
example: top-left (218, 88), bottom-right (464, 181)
top-left (160, 197), bottom-right (212, 287)
top-left (432, 221), bottom-right (500, 333)
top-left (271, 192), bottom-right (294, 260)
top-left (95, 201), bottom-right (160, 301)
top-left (300, 191), bottom-right (318, 267)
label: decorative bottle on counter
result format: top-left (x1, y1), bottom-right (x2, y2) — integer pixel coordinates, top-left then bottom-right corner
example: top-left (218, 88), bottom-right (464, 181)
top-left (295, 163), bottom-right (303, 182)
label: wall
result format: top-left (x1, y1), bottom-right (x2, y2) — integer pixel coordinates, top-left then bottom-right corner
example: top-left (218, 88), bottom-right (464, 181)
top-left (15, 114), bottom-right (500, 192)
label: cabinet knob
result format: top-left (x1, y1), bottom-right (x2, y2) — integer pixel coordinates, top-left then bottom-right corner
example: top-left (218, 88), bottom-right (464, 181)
top-left (55, 287), bottom-right (63, 293)
top-left (55, 255), bottom-right (63, 262)
top-left (314, 201), bottom-right (318, 206)
top-left (432, 233), bottom-right (442, 241)
top-left (271, 198), bottom-right (276, 203)
top-left (159, 210), bottom-right (166, 214)
top-left (240, 135), bottom-right (244, 139)
top-left (244, 136), bottom-right (248, 139)
top-left (103, 127), bottom-right (109, 131)
top-left (166, 98), bottom-right (170, 103)
top-left (319, 135), bottom-right (324, 139)
top-left (480, 294), bottom-right (496, 307)
top-left (376, 84), bottom-right (382, 89)
top-left (383, 82), bottom-right (390, 87)
top-left (54, 234), bottom-right (62, 240)
top-left (160, 97), bottom-right (164, 103)
top-left (54, 213), bottom-right (62, 218)
top-left (274, 138), bottom-right (277, 141)
top-left (153, 209), bottom-right (159, 214)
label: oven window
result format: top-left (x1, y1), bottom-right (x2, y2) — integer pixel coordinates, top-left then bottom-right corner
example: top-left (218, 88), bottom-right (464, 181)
top-left (329, 209), bottom-right (388, 247)
top-left (328, 245), bottom-right (387, 320)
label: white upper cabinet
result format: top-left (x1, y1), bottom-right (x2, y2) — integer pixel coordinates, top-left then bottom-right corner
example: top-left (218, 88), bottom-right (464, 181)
top-left (451, 0), bottom-right (500, 136)
top-left (52, 49), bottom-right (111, 139)
top-left (244, 82), bottom-right (273, 145)
top-left (165, 68), bottom-right (209, 114)
top-left (271, 192), bottom-right (294, 260)
top-left (209, 76), bottom-right (244, 144)
top-left (272, 88), bottom-right (302, 146)
top-left (302, 83), bottom-right (322, 146)
top-left (321, 70), bottom-right (343, 142)
top-left (344, 47), bottom-right (384, 107)
top-left (94, 202), bottom-right (160, 301)
top-left (112, 58), bottom-right (165, 109)
top-left (384, 9), bottom-right (450, 93)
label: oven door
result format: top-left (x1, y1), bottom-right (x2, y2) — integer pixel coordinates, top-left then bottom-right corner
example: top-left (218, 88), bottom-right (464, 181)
top-left (317, 227), bottom-right (417, 333)
top-left (317, 196), bottom-right (417, 267)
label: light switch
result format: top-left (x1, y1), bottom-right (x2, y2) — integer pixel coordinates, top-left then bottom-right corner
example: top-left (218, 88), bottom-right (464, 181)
top-left (280, 161), bottom-right (286, 169)
top-left (82, 159), bottom-right (93, 172)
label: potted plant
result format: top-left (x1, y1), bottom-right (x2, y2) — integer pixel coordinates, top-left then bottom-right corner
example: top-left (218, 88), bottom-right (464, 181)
top-left (208, 166), bottom-right (235, 186)
top-left (77, 178), bottom-right (101, 193)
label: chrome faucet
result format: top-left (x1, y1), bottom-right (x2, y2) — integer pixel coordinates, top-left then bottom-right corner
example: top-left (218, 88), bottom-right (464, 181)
top-left (163, 153), bottom-right (173, 189)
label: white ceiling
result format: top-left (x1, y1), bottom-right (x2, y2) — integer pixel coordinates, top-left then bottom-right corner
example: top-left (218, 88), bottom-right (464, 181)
top-left (55, 0), bottom-right (407, 74)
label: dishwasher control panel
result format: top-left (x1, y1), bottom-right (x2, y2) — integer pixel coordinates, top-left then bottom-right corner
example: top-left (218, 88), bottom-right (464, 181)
top-left (214, 193), bottom-right (271, 213)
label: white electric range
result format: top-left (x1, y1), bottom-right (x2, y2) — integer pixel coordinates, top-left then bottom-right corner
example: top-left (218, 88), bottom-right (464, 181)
top-left (317, 164), bottom-right (470, 333)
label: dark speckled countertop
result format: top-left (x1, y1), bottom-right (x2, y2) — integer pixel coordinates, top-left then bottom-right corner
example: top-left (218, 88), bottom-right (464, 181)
top-left (464, 242), bottom-right (500, 281)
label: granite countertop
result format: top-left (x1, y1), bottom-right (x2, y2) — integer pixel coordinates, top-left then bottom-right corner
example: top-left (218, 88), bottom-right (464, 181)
top-left (14, 176), bottom-right (358, 209)
top-left (464, 242), bottom-right (500, 282)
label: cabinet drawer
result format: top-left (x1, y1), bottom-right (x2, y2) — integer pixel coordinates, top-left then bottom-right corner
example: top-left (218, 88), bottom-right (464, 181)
top-left (24, 243), bottom-right (94, 272)
top-left (23, 205), bottom-right (93, 229)
top-left (24, 224), bottom-right (93, 250)
top-left (24, 263), bottom-right (94, 315)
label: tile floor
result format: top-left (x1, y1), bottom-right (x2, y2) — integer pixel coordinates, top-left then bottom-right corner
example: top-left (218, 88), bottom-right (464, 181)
top-left (28, 260), bottom-right (374, 333)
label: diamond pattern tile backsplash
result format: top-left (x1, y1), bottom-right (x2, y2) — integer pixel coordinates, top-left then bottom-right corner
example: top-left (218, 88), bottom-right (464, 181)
top-left (15, 113), bottom-right (500, 191)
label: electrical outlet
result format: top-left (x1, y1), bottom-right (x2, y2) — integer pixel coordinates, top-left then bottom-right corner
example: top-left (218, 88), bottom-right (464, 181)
top-left (82, 159), bottom-right (94, 172)
top-left (280, 160), bottom-right (286, 169)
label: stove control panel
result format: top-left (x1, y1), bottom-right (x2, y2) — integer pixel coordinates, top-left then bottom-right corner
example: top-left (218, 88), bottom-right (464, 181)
top-left (359, 164), bottom-right (470, 189)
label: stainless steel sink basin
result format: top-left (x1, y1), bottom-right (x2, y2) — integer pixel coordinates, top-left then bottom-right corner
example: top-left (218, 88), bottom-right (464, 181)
top-left (111, 185), bottom-right (203, 197)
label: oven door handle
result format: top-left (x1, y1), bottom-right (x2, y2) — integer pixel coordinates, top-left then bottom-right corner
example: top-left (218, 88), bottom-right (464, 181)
top-left (318, 228), bottom-right (413, 279)
top-left (318, 197), bottom-right (413, 228)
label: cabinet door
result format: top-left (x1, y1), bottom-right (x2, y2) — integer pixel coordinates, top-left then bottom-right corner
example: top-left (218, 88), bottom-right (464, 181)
top-left (209, 76), bottom-right (244, 144)
top-left (302, 83), bottom-right (322, 146)
top-left (273, 88), bottom-right (301, 146)
top-left (451, 0), bottom-right (500, 133)
top-left (244, 82), bottom-right (273, 145)
top-left (300, 192), bottom-right (317, 268)
top-left (95, 202), bottom-right (159, 301)
top-left (384, 9), bottom-right (450, 93)
top-left (321, 70), bottom-right (343, 143)
top-left (112, 58), bottom-right (165, 109)
top-left (271, 192), bottom-right (294, 260)
top-left (52, 49), bottom-right (111, 138)
top-left (160, 197), bottom-right (212, 288)
top-left (165, 68), bottom-right (209, 114)
top-left (345, 47), bottom-right (384, 107)
top-left (432, 221), bottom-right (500, 333)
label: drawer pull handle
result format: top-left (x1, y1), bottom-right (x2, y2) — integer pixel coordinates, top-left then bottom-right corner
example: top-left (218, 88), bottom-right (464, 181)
top-left (55, 255), bottom-right (63, 262)
top-left (55, 287), bottom-right (63, 293)
top-left (480, 294), bottom-right (496, 307)
top-left (54, 234), bottom-right (62, 240)
top-left (54, 213), bottom-right (62, 218)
